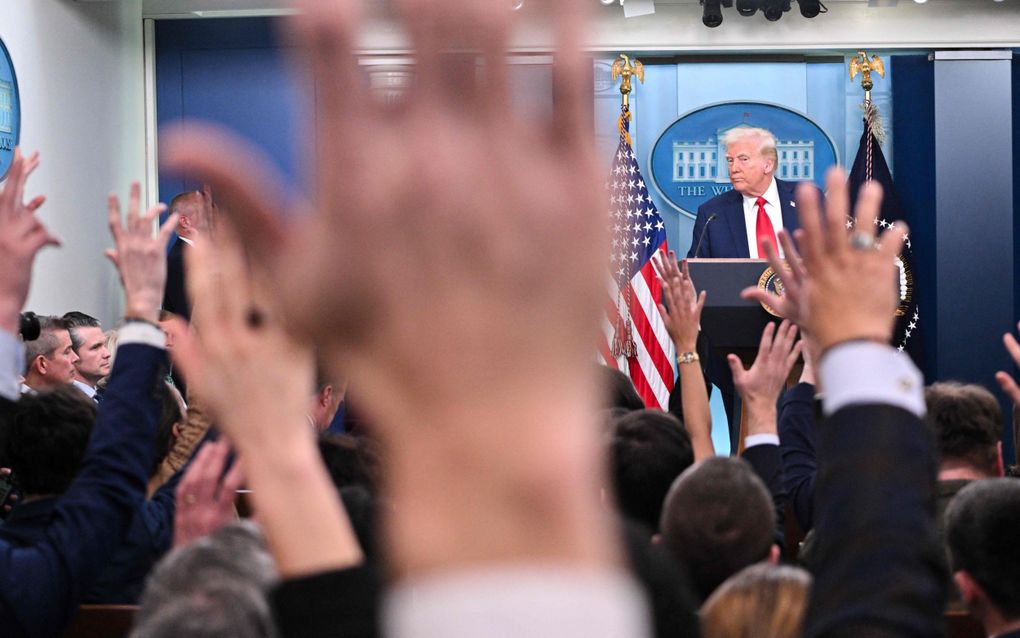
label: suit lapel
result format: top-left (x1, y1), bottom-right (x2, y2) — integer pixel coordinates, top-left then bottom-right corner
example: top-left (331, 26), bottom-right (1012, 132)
top-left (777, 179), bottom-right (799, 234)
top-left (724, 191), bottom-right (751, 258)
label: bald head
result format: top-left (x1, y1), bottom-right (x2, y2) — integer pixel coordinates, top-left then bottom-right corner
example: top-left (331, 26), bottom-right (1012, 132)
top-left (171, 191), bottom-right (208, 239)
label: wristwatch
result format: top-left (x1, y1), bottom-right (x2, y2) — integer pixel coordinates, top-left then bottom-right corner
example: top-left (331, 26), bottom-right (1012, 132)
top-left (677, 351), bottom-right (700, 365)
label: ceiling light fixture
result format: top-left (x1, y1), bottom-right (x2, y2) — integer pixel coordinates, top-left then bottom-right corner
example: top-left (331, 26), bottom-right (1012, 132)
top-left (761, 0), bottom-right (790, 21)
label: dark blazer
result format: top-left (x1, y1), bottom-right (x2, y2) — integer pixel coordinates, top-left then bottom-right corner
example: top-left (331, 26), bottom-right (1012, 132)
top-left (779, 382), bottom-right (818, 532)
top-left (162, 238), bottom-right (190, 320)
top-left (742, 443), bottom-right (787, 550)
top-left (804, 403), bottom-right (947, 637)
top-left (0, 342), bottom-right (166, 637)
top-left (687, 178), bottom-right (800, 259)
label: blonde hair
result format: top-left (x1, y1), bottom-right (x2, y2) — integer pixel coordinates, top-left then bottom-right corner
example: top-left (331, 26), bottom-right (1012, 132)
top-left (722, 127), bottom-right (779, 166)
top-left (701, 563), bottom-right (812, 638)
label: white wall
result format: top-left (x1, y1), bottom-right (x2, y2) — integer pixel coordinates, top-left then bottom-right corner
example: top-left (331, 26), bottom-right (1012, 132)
top-left (0, 0), bottom-right (145, 327)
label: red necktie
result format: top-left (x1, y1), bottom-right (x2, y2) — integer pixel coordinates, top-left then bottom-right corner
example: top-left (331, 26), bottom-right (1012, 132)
top-left (755, 196), bottom-right (778, 258)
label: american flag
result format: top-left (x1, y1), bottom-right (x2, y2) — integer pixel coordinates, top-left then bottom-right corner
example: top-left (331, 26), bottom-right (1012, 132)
top-left (598, 105), bottom-right (676, 409)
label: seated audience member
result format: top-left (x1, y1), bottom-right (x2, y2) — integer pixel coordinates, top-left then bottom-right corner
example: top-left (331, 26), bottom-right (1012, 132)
top-left (609, 409), bottom-right (693, 534)
top-left (945, 479), bottom-right (1020, 638)
top-left (62, 311), bottom-right (112, 403)
top-left (701, 563), bottom-right (812, 638)
top-left (21, 315), bottom-right (79, 393)
top-left (132, 520), bottom-right (277, 638)
top-left (659, 456), bottom-right (778, 602)
top-left (0, 160), bottom-right (180, 635)
top-left (0, 380), bottom-right (185, 604)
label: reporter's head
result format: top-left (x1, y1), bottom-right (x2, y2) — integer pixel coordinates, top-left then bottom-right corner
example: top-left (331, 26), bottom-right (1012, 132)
top-left (23, 316), bottom-right (80, 390)
top-left (4, 385), bottom-right (96, 496)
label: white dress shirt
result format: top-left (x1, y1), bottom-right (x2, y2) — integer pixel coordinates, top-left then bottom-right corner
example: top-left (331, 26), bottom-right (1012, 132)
top-left (741, 178), bottom-right (785, 259)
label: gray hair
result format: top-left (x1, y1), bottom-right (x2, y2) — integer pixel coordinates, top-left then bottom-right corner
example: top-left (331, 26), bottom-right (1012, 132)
top-left (722, 127), bottom-right (779, 165)
top-left (131, 521), bottom-right (278, 638)
top-left (23, 316), bottom-right (69, 375)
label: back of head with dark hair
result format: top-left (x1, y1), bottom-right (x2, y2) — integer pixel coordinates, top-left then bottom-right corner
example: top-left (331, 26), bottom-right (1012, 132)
top-left (317, 434), bottom-right (380, 494)
top-left (23, 315), bottom-right (70, 375)
top-left (659, 456), bottom-right (775, 602)
top-left (946, 479), bottom-right (1020, 620)
top-left (926, 382), bottom-right (1002, 477)
top-left (4, 386), bottom-right (96, 495)
top-left (599, 365), bottom-right (645, 412)
top-left (62, 311), bottom-right (101, 353)
top-left (610, 409), bottom-right (694, 533)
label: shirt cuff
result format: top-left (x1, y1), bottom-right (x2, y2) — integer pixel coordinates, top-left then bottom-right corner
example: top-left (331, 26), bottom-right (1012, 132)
top-left (118, 321), bottom-right (167, 349)
top-left (384, 567), bottom-right (651, 638)
top-left (0, 330), bottom-right (25, 401)
top-left (744, 433), bottom-right (780, 449)
top-left (818, 341), bottom-right (924, 418)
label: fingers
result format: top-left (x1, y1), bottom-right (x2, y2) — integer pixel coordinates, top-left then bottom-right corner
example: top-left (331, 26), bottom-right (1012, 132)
top-left (157, 212), bottom-right (180, 247)
top-left (852, 180), bottom-right (883, 242)
top-left (726, 353), bottom-right (747, 380)
top-left (996, 371), bottom-right (1020, 406)
top-left (161, 124), bottom-right (287, 261)
top-left (126, 182), bottom-right (142, 231)
top-left (823, 167), bottom-right (851, 257)
top-left (878, 222), bottom-right (907, 262)
top-left (778, 230), bottom-right (806, 282)
top-left (1004, 331), bottom-right (1020, 368)
top-left (756, 321), bottom-right (777, 357)
top-left (551, 0), bottom-right (591, 149)
top-left (794, 181), bottom-right (825, 269)
top-left (25, 195), bottom-right (45, 213)
top-left (107, 193), bottom-right (123, 244)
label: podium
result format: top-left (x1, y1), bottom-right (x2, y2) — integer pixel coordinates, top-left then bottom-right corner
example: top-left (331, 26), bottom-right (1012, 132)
top-left (686, 258), bottom-right (779, 361)
top-left (684, 258), bottom-right (795, 453)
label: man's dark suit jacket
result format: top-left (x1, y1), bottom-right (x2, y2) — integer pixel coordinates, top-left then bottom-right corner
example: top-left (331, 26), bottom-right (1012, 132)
top-left (804, 403), bottom-right (947, 637)
top-left (0, 340), bottom-right (165, 637)
top-left (687, 178), bottom-right (800, 259)
top-left (163, 237), bottom-right (190, 320)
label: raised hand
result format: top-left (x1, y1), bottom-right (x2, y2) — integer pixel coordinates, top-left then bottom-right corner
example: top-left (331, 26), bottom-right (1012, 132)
top-left (996, 322), bottom-right (1020, 406)
top-left (0, 149), bottom-right (60, 332)
top-left (171, 224), bottom-right (361, 576)
top-left (654, 251), bottom-right (706, 352)
top-left (728, 320), bottom-right (802, 435)
top-left (162, 0), bottom-right (618, 579)
top-left (741, 230), bottom-right (809, 329)
top-left (105, 182), bottom-right (177, 323)
top-left (173, 439), bottom-right (245, 547)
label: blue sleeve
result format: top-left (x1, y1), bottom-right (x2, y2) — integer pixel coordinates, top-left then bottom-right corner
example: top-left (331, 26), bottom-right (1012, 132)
top-left (0, 343), bottom-right (166, 637)
top-left (741, 443), bottom-right (787, 549)
top-left (779, 382), bottom-right (817, 531)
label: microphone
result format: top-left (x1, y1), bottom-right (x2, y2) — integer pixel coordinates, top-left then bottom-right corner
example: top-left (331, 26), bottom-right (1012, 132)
top-left (692, 214), bottom-right (717, 258)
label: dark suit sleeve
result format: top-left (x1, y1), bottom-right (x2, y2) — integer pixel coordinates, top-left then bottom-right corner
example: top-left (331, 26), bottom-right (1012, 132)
top-left (741, 443), bottom-right (787, 549)
top-left (0, 342), bottom-right (166, 636)
top-left (778, 382), bottom-right (818, 531)
top-left (803, 404), bottom-right (947, 638)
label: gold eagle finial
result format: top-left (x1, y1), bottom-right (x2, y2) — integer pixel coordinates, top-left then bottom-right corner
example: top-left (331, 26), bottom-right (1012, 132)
top-left (611, 54), bottom-right (645, 107)
top-left (849, 50), bottom-right (885, 93)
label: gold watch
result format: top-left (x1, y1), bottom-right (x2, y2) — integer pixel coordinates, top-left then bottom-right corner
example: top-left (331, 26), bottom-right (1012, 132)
top-left (678, 351), bottom-right (700, 365)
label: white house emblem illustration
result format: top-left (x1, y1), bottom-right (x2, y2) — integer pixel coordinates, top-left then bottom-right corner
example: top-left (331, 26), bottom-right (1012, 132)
top-left (0, 81), bottom-right (11, 135)
top-left (672, 124), bottom-right (815, 183)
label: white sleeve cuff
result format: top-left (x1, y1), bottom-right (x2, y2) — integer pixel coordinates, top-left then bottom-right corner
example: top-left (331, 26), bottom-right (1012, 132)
top-left (117, 322), bottom-right (166, 349)
top-left (0, 330), bottom-right (24, 401)
top-left (384, 567), bottom-right (651, 638)
top-left (744, 433), bottom-right (780, 449)
top-left (818, 341), bottom-right (924, 418)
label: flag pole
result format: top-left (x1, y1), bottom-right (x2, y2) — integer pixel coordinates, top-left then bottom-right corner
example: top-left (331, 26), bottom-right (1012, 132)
top-left (609, 53), bottom-right (645, 359)
top-left (849, 50), bottom-right (886, 181)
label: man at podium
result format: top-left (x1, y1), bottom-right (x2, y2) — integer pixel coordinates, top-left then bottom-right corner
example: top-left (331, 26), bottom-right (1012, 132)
top-left (686, 126), bottom-right (800, 451)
